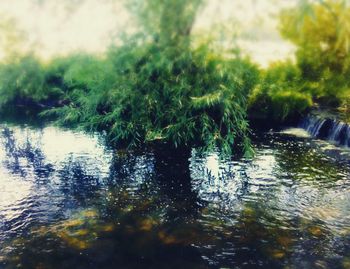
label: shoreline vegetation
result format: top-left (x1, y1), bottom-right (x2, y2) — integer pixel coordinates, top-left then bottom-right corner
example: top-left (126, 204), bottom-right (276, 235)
top-left (0, 0), bottom-right (349, 154)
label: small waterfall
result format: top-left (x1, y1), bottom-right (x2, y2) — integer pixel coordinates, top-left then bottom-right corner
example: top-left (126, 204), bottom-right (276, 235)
top-left (300, 115), bottom-right (350, 147)
top-left (300, 116), bottom-right (326, 137)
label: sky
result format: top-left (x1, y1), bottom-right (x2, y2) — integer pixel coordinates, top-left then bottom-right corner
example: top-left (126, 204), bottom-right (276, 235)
top-left (0, 0), bottom-right (298, 66)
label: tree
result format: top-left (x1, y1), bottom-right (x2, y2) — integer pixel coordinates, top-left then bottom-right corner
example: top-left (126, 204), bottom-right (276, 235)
top-left (279, 0), bottom-right (350, 103)
top-left (126, 0), bottom-right (204, 46)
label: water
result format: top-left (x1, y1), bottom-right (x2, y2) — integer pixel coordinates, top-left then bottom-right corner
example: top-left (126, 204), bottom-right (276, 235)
top-left (0, 122), bottom-right (350, 269)
top-left (300, 114), bottom-right (350, 147)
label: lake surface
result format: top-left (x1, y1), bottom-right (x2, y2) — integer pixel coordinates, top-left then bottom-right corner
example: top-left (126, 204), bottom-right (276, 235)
top-left (0, 122), bottom-right (350, 269)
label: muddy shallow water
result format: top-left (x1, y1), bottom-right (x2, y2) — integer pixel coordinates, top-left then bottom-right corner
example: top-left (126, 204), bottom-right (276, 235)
top-left (0, 122), bottom-right (350, 269)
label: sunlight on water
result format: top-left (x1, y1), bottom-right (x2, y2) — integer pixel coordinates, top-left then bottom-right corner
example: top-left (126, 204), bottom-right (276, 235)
top-left (5, 125), bottom-right (112, 172)
top-left (0, 171), bottom-right (32, 221)
top-left (205, 153), bottom-right (220, 179)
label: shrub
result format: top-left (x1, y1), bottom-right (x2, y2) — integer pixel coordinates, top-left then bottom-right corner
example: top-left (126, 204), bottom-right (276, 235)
top-left (45, 42), bottom-right (259, 154)
top-left (249, 61), bottom-right (313, 122)
top-left (0, 55), bottom-right (46, 108)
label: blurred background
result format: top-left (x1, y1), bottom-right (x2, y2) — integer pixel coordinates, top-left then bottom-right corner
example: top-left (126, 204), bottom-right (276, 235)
top-left (0, 0), bottom-right (296, 66)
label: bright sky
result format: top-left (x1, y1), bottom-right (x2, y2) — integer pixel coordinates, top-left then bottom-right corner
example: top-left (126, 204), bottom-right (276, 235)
top-left (0, 0), bottom-right (297, 66)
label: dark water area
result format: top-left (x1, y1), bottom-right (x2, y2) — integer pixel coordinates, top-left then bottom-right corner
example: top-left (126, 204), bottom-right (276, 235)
top-left (0, 121), bottom-right (350, 269)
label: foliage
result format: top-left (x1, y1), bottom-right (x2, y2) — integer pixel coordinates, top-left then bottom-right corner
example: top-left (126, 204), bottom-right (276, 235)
top-left (0, 55), bottom-right (47, 108)
top-left (0, 0), bottom-right (261, 155)
top-left (249, 0), bottom-right (350, 123)
top-left (44, 42), bottom-right (259, 154)
top-left (125, 0), bottom-right (204, 46)
top-left (249, 61), bottom-right (313, 122)
top-left (279, 0), bottom-right (350, 105)
top-left (0, 54), bottom-right (104, 109)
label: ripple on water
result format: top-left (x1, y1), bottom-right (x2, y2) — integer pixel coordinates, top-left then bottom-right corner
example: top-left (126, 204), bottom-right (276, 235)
top-left (0, 124), bottom-right (350, 268)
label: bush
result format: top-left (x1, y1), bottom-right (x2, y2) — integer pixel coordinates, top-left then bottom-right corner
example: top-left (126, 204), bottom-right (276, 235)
top-left (44, 42), bottom-right (259, 154)
top-left (0, 55), bottom-right (46, 108)
top-left (249, 61), bottom-right (313, 122)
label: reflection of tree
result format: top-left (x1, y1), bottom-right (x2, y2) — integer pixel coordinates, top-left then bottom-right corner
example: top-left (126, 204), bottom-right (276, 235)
top-left (0, 127), bottom-right (108, 234)
top-left (57, 156), bottom-right (102, 206)
top-left (106, 145), bottom-right (203, 220)
top-left (1, 127), bottom-right (54, 180)
top-left (107, 150), bottom-right (154, 185)
top-left (152, 145), bottom-right (202, 220)
top-left (1, 145), bottom-right (209, 269)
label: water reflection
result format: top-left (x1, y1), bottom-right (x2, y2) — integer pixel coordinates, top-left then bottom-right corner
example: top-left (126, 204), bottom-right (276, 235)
top-left (0, 123), bottom-right (350, 268)
top-left (1, 127), bottom-right (54, 179)
top-left (0, 124), bottom-right (113, 244)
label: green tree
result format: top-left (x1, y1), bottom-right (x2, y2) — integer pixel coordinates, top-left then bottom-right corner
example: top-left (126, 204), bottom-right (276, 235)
top-left (0, 0), bottom-right (259, 155)
top-left (44, 0), bottom-right (259, 154)
top-left (279, 0), bottom-right (350, 105)
top-left (248, 61), bottom-right (313, 122)
top-left (126, 0), bottom-right (203, 46)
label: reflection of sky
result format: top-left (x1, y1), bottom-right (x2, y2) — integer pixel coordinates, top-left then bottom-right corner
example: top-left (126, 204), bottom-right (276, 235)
top-left (0, 124), bottom-right (113, 229)
top-left (0, 131), bottom-right (32, 221)
top-left (0, 0), bottom-right (297, 66)
top-left (5, 126), bottom-right (112, 174)
top-left (0, 171), bottom-right (32, 221)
